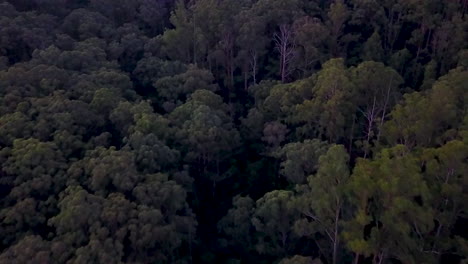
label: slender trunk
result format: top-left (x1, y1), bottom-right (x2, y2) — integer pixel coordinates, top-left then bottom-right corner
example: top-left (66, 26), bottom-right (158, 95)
top-left (252, 58), bottom-right (257, 84)
top-left (432, 221), bottom-right (444, 252)
top-left (348, 114), bottom-right (356, 153)
top-left (275, 24), bottom-right (295, 83)
top-left (250, 50), bottom-right (257, 84)
top-left (192, 15), bottom-right (197, 65)
top-left (332, 205), bottom-right (341, 264)
top-left (281, 51), bottom-right (286, 82)
top-left (222, 32), bottom-right (234, 89)
top-left (244, 68), bottom-right (248, 90)
top-left (377, 75), bottom-right (393, 141)
top-left (281, 231), bottom-right (287, 253)
top-left (364, 96), bottom-right (377, 158)
top-left (378, 252), bottom-right (385, 264)
top-left (373, 252), bottom-right (385, 264)
top-left (354, 253), bottom-right (360, 264)
top-left (415, 23), bottom-right (427, 62)
top-left (415, 44), bottom-right (421, 61)
top-left (432, 169), bottom-right (454, 252)
top-left (424, 29), bottom-right (432, 50)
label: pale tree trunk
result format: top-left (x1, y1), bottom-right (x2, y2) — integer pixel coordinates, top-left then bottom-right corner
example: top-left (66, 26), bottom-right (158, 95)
top-left (431, 168), bottom-right (454, 254)
top-left (250, 49), bottom-right (258, 85)
top-left (354, 253), bottom-right (360, 264)
top-left (363, 96), bottom-right (377, 159)
top-left (377, 75), bottom-right (394, 141)
top-left (274, 24), bottom-right (295, 83)
top-left (415, 23), bottom-right (428, 62)
top-left (348, 114), bottom-right (356, 153)
top-left (332, 205), bottom-right (341, 264)
top-left (373, 251), bottom-right (385, 264)
top-left (303, 209), bottom-right (340, 264)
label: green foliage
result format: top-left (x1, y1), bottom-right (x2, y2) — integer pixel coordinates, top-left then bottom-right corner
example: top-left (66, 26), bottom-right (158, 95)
top-left (0, 1), bottom-right (467, 263)
top-left (275, 139), bottom-right (328, 184)
top-left (295, 145), bottom-right (350, 264)
top-left (344, 146), bottom-right (434, 263)
top-left (420, 140), bottom-right (468, 258)
top-left (252, 190), bottom-right (299, 256)
top-left (383, 67), bottom-right (467, 148)
top-left (294, 58), bottom-right (354, 141)
top-left (218, 195), bottom-right (255, 253)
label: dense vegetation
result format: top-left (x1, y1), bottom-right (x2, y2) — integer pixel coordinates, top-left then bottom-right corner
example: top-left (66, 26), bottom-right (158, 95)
top-left (0, 0), bottom-right (467, 263)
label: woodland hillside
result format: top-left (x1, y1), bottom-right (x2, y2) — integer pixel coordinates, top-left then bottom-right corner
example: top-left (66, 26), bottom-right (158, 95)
top-left (0, 0), bottom-right (467, 263)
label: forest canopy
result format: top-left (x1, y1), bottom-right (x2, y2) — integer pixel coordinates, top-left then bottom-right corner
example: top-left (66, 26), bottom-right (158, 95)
top-left (0, 0), bottom-right (467, 263)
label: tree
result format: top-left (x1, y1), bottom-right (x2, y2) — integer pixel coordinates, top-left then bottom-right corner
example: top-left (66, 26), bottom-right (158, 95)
top-left (0, 236), bottom-right (51, 264)
top-left (0, 1), bottom-right (467, 263)
top-left (350, 61), bottom-right (403, 156)
top-left (125, 131), bottom-right (180, 173)
top-left (161, 1), bottom-right (194, 63)
top-left (420, 140), bottom-right (468, 260)
top-left (61, 8), bottom-right (114, 41)
top-left (262, 121), bottom-right (289, 150)
top-left (0, 138), bottom-right (67, 247)
top-left (169, 90), bottom-right (240, 195)
top-left (49, 173), bottom-right (197, 264)
top-left (137, 0), bottom-right (175, 35)
top-left (294, 58), bottom-right (354, 142)
top-left (70, 147), bottom-right (142, 194)
top-left (274, 139), bottom-right (328, 184)
top-left (154, 65), bottom-right (218, 111)
top-left (0, 112), bottom-right (32, 146)
top-left (362, 31), bottom-right (384, 62)
top-left (293, 17), bottom-right (329, 77)
top-left (252, 190), bottom-right (299, 256)
top-left (327, 0), bottom-right (350, 57)
top-left (218, 196), bottom-right (255, 258)
top-left (294, 145), bottom-right (350, 264)
top-left (275, 24), bottom-right (296, 82)
top-left (133, 56), bottom-right (186, 89)
top-left (344, 146), bottom-right (433, 264)
top-left (236, 10), bottom-right (268, 88)
top-left (383, 68), bottom-right (467, 148)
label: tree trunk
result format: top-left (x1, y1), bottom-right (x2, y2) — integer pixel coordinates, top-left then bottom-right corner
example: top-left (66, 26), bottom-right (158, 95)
top-left (377, 75), bottom-right (394, 141)
top-left (348, 114), bottom-right (356, 153)
top-left (222, 31), bottom-right (235, 89)
top-left (332, 205), bottom-right (340, 264)
top-left (364, 96), bottom-right (377, 158)
top-left (250, 49), bottom-right (257, 85)
top-left (354, 253), bottom-right (360, 264)
top-left (274, 24), bottom-right (295, 83)
top-left (244, 67), bottom-right (248, 90)
top-left (192, 14), bottom-right (197, 65)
